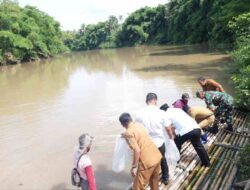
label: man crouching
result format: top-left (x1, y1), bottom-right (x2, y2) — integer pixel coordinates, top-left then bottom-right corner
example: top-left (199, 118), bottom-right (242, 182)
top-left (119, 113), bottom-right (162, 190)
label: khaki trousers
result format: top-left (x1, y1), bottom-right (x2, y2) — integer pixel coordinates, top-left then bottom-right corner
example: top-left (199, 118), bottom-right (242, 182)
top-left (198, 115), bottom-right (215, 129)
top-left (133, 162), bottom-right (160, 190)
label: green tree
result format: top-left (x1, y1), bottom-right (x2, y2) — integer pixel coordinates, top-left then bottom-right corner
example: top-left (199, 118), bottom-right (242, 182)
top-left (0, 0), bottom-right (67, 64)
top-left (229, 13), bottom-right (250, 110)
top-left (116, 5), bottom-right (168, 46)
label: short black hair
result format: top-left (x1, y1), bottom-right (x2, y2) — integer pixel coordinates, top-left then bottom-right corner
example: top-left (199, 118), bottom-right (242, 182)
top-left (196, 90), bottom-right (203, 97)
top-left (181, 93), bottom-right (190, 99)
top-left (146, 92), bottom-right (157, 103)
top-left (119, 113), bottom-right (132, 127)
top-left (160, 104), bottom-right (169, 111)
top-left (198, 76), bottom-right (206, 81)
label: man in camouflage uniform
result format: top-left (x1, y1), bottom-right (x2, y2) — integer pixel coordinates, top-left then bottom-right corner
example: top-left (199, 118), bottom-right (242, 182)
top-left (196, 90), bottom-right (234, 132)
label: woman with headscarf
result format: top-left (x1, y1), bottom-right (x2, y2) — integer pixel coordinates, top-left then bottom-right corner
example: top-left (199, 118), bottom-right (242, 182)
top-left (73, 133), bottom-right (96, 190)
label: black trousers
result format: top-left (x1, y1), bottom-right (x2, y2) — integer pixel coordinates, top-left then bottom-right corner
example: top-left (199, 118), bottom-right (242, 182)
top-left (158, 143), bottom-right (169, 180)
top-left (174, 128), bottom-right (210, 167)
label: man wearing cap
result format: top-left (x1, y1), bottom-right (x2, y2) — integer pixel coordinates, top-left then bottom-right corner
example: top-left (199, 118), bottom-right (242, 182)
top-left (135, 93), bottom-right (170, 184)
top-left (198, 77), bottom-right (225, 92)
top-left (119, 113), bottom-right (162, 190)
top-left (73, 134), bottom-right (96, 190)
top-left (160, 104), bottom-right (210, 167)
top-left (172, 93), bottom-right (190, 110)
top-left (196, 90), bottom-right (234, 132)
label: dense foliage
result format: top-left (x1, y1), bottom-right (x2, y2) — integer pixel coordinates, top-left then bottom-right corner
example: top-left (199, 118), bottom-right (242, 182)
top-left (63, 16), bottom-right (119, 51)
top-left (167, 0), bottom-right (250, 44)
top-left (117, 5), bottom-right (168, 46)
top-left (237, 141), bottom-right (250, 181)
top-left (63, 6), bottom-right (168, 50)
top-left (0, 0), bottom-right (67, 64)
top-left (229, 13), bottom-right (250, 110)
top-left (65, 0), bottom-right (250, 50)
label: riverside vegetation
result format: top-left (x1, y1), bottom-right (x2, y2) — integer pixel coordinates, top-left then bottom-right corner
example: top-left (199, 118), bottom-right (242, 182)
top-left (0, 0), bottom-right (249, 184)
top-left (0, 0), bottom-right (67, 64)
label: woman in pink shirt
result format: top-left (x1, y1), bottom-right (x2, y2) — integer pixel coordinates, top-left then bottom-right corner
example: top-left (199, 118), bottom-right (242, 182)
top-left (73, 133), bottom-right (96, 190)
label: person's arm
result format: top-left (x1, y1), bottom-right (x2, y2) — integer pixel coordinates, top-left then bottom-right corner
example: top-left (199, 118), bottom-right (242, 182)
top-left (163, 111), bottom-right (174, 139)
top-left (85, 165), bottom-right (97, 190)
top-left (125, 134), bottom-right (140, 177)
top-left (131, 146), bottom-right (140, 177)
top-left (210, 79), bottom-right (225, 92)
top-left (165, 125), bottom-right (175, 140)
top-left (171, 126), bottom-right (176, 137)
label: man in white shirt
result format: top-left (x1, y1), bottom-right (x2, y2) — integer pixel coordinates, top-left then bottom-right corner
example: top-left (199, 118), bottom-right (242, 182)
top-left (160, 104), bottom-right (210, 167)
top-left (135, 93), bottom-right (169, 184)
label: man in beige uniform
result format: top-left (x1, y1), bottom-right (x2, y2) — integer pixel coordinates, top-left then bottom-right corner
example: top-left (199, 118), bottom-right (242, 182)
top-left (184, 106), bottom-right (215, 129)
top-left (119, 113), bottom-right (162, 190)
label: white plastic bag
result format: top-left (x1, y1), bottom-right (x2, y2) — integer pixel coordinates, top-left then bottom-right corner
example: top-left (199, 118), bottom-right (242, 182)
top-left (164, 132), bottom-right (180, 178)
top-left (112, 135), bottom-right (130, 173)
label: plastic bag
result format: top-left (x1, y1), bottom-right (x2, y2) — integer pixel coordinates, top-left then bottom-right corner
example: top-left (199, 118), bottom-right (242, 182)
top-left (164, 132), bottom-right (180, 178)
top-left (112, 135), bottom-right (130, 173)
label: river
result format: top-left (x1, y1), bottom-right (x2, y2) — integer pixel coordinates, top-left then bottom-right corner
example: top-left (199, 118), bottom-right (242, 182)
top-left (0, 45), bottom-right (234, 190)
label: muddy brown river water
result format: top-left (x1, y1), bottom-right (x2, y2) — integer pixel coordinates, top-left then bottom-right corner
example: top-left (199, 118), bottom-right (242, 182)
top-left (0, 45), bottom-right (234, 190)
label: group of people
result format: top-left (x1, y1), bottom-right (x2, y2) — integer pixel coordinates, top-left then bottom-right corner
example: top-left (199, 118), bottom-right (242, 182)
top-left (72, 77), bottom-right (234, 190)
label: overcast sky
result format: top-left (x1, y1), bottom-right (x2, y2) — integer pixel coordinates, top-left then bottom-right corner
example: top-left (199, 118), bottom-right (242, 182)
top-left (18, 0), bottom-right (167, 31)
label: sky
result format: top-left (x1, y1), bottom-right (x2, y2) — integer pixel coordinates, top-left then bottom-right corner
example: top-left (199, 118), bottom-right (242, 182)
top-left (18, 0), bottom-right (168, 31)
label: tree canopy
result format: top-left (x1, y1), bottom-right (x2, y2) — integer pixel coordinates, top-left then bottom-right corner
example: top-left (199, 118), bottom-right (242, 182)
top-left (63, 0), bottom-right (250, 51)
top-left (0, 0), bottom-right (67, 64)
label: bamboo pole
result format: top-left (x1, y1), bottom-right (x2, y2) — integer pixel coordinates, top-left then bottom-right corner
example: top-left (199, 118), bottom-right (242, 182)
top-left (191, 144), bottom-right (222, 187)
top-left (219, 150), bottom-right (237, 188)
top-left (202, 148), bottom-right (228, 190)
top-left (212, 149), bottom-right (234, 189)
top-left (224, 165), bottom-right (238, 189)
top-left (172, 138), bottom-right (217, 189)
top-left (193, 116), bottom-right (241, 189)
top-left (192, 146), bottom-right (224, 189)
top-left (209, 148), bottom-right (232, 189)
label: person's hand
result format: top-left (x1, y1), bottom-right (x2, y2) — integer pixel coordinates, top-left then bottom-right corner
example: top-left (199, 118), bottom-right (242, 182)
top-left (208, 107), bottom-right (215, 112)
top-left (130, 166), bottom-right (137, 177)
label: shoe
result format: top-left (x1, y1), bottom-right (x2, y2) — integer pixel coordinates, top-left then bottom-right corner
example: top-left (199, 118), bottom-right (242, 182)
top-left (201, 133), bottom-right (208, 144)
top-left (161, 178), bottom-right (169, 185)
top-left (207, 124), bottom-right (218, 134)
top-left (224, 126), bottom-right (233, 132)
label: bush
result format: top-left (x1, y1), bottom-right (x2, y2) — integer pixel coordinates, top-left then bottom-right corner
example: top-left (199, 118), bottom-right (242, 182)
top-left (229, 13), bottom-right (250, 111)
top-left (237, 141), bottom-right (250, 181)
top-left (0, 0), bottom-right (67, 64)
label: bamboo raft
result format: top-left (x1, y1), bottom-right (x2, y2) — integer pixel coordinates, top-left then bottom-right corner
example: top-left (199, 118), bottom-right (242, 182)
top-left (165, 110), bottom-right (250, 190)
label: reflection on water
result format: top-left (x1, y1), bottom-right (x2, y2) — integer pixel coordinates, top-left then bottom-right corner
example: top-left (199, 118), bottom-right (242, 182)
top-left (0, 45), bottom-right (234, 190)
